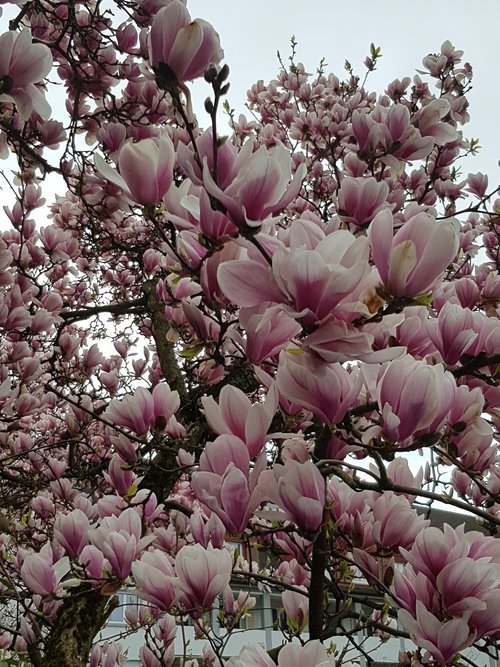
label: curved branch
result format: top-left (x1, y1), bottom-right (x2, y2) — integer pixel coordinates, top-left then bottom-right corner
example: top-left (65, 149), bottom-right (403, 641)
top-left (142, 279), bottom-right (187, 402)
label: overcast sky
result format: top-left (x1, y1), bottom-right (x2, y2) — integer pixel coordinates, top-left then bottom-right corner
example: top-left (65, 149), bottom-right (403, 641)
top-left (188, 0), bottom-right (500, 180)
top-left (1, 0), bottom-right (498, 218)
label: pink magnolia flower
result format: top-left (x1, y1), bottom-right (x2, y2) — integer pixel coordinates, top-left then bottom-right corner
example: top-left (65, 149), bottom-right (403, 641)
top-left (282, 588), bottom-right (309, 632)
top-left (139, 646), bottom-right (167, 667)
top-left (95, 135), bottom-right (175, 205)
top-left (104, 454), bottom-right (138, 496)
top-left (191, 436), bottom-right (266, 533)
top-left (149, 1), bottom-right (223, 83)
top-left (399, 602), bottom-right (475, 665)
top-left (175, 544), bottom-right (232, 611)
top-left (276, 350), bottom-right (361, 424)
top-left (304, 319), bottom-right (405, 364)
top-left (337, 176), bottom-right (389, 227)
top-left (452, 417), bottom-right (496, 474)
top-left (237, 305), bottom-right (301, 364)
top-left (371, 493), bottom-right (429, 551)
top-left (227, 644), bottom-right (275, 667)
top-left (218, 229), bottom-right (370, 323)
top-left (466, 171), bottom-right (488, 198)
top-left (393, 523), bottom-right (500, 656)
top-left (381, 458), bottom-right (423, 503)
top-left (377, 356), bottom-right (456, 442)
top-left (271, 231), bottom-right (371, 323)
top-left (379, 104), bottom-right (435, 161)
top-left (79, 545), bottom-right (105, 579)
top-left (54, 509), bottom-right (90, 558)
top-left (20, 552), bottom-right (70, 596)
top-left (257, 459), bottom-right (325, 533)
top-left (399, 524), bottom-right (468, 588)
top-left (369, 208), bottom-right (459, 297)
top-left (177, 129), bottom-right (239, 191)
top-left (427, 302), bottom-right (477, 365)
top-left (413, 98), bottom-right (459, 145)
top-left (0, 29), bottom-right (53, 120)
top-left (132, 549), bottom-right (176, 610)
top-left (89, 508), bottom-right (155, 579)
top-left (201, 384), bottom-right (277, 458)
top-left (190, 511), bottom-right (226, 549)
top-left (176, 189), bottom-right (239, 242)
top-left (105, 383), bottom-right (180, 435)
top-left (435, 557), bottom-right (498, 616)
top-left (102, 532), bottom-right (140, 580)
top-left (276, 640), bottom-right (336, 667)
top-left (203, 140), bottom-right (307, 227)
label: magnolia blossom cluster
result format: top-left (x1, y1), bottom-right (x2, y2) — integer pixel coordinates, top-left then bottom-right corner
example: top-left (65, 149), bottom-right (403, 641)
top-left (0, 2), bottom-right (499, 667)
top-left (393, 525), bottom-right (500, 664)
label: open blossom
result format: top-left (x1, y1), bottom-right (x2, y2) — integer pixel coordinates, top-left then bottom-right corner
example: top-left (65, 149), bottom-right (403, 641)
top-left (149, 1), bottom-right (223, 83)
top-left (257, 459), bottom-right (325, 533)
top-left (369, 208), bottom-right (460, 297)
top-left (105, 383), bottom-right (180, 435)
top-left (95, 135), bottom-right (175, 205)
top-left (227, 645), bottom-right (274, 667)
top-left (20, 551), bottom-right (70, 597)
top-left (218, 229), bottom-right (370, 323)
top-left (201, 384), bottom-right (277, 458)
top-left (191, 436), bottom-right (266, 533)
top-left (234, 304), bottom-right (301, 364)
top-left (0, 29), bottom-right (53, 120)
top-left (371, 493), bottom-right (429, 551)
top-left (175, 544), bottom-right (232, 611)
top-left (89, 508), bottom-right (155, 579)
top-left (276, 350), bottom-right (361, 424)
top-left (377, 355), bottom-right (456, 442)
top-left (132, 550), bottom-right (176, 610)
top-left (229, 640), bottom-right (336, 667)
top-left (203, 140), bottom-right (307, 227)
top-left (413, 98), bottom-right (459, 145)
top-left (399, 602), bottom-right (475, 665)
top-left (393, 524), bottom-right (500, 662)
top-left (276, 641), bottom-right (337, 667)
top-left (427, 302), bottom-right (477, 365)
top-left (337, 176), bottom-right (389, 227)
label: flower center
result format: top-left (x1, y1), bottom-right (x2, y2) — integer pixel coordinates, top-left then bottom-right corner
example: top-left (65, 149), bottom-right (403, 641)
top-left (0, 75), bottom-right (13, 94)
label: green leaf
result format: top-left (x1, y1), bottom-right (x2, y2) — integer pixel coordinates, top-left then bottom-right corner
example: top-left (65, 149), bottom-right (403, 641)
top-left (179, 344), bottom-right (204, 359)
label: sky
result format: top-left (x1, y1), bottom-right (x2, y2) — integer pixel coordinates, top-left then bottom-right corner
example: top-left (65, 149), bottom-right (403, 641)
top-left (187, 0), bottom-right (500, 179)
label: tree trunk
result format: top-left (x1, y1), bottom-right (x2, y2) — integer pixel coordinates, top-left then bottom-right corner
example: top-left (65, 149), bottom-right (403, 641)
top-left (43, 586), bottom-right (114, 667)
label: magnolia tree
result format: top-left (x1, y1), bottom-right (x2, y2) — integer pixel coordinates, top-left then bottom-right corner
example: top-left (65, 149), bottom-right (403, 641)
top-left (0, 1), bottom-right (499, 666)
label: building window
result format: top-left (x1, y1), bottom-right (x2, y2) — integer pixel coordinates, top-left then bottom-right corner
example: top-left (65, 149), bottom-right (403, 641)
top-left (108, 592), bottom-right (138, 625)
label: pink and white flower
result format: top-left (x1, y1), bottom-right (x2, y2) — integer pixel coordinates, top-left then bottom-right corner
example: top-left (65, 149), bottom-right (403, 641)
top-left (369, 208), bottom-right (459, 297)
top-left (201, 384), bottom-right (277, 458)
top-left (149, 1), bottom-right (223, 83)
top-left (257, 459), bottom-right (325, 533)
top-left (0, 29), bottom-right (53, 120)
top-left (203, 140), bottom-right (306, 227)
top-left (105, 383), bottom-right (180, 435)
top-left (175, 544), bottom-right (232, 611)
top-left (21, 551), bottom-right (70, 597)
top-left (377, 356), bottom-right (456, 442)
top-left (95, 135), bottom-right (175, 206)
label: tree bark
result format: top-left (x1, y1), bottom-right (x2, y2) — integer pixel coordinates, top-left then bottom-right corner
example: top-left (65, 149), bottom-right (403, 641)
top-left (43, 587), bottom-right (115, 667)
top-left (308, 425), bottom-right (330, 641)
